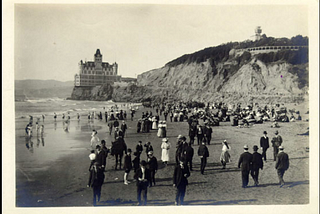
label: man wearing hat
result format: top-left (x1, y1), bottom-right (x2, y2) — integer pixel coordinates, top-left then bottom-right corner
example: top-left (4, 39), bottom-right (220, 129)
top-left (198, 140), bottom-right (209, 175)
top-left (271, 130), bottom-right (283, 161)
top-left (173, 159), bottom-right (190, 205)
top-left (238, 145), bottom-right (253, 188)
top-left (123, 148), bottom-right (132, 185)
top-left (260, 131), bottom-right (269, 161)
top-left (134, 160), bottom-right (150, 205)
top-left (147, 151), bottom-right (158, 187)
top-left (251, 145), bottom-right (263, 186)
top-left (275, 146), bottom-right (289, 187)
top-left (175, 135), bottom-right (185, 164)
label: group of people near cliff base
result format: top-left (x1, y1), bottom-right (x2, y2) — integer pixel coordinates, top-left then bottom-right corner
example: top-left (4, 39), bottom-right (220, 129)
top-left (80, 101), bottom-right (293, 206)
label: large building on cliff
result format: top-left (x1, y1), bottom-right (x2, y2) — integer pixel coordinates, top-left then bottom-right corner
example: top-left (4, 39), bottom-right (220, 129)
top-left (74, 49), bottom-right (121, 86)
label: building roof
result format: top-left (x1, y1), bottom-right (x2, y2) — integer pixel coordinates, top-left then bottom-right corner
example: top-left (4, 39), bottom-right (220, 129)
top-left (94, 49), bottom-right (102, 57)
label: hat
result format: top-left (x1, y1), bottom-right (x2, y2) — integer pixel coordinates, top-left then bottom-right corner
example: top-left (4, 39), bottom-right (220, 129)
top-left (96, 145), bottom-right (101, 149)
top-left (223, 140), bottom-right (227, 143)
top-left (162, 138), bottom-right (168, 142)
top-left (101, 140), bottom-right (106, 145)
top-left (275, 130), bottom-right (279, 134)
top-left (263, 131), bottom-right (267, 134)
top-left (127, 148), bottom-right (132, 153)
top-left (244, 144), bottom-right (249, 149)
top-left (89, 153), bottom-right (96, 161)
top-left (253, 145), bottom-right (259, 151)
top-left (279, 146), bottom-right (284, 150)
top-left (177, 135), bottom-right (183, 139)
top-left (148, 151), bottom-right (153, 155)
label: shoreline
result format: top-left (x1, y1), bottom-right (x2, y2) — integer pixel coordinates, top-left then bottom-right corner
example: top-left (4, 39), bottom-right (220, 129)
top-left (16, 103), bottom-right (309, 206)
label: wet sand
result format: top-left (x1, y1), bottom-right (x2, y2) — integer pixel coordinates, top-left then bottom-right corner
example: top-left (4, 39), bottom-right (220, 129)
top-left (15, 103), bottom-right (310, 207)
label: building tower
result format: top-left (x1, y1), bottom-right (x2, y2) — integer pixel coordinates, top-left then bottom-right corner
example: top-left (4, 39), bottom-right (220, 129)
top-left (255, 26), bottom-right (262, 41)
top-left (94, 49), bottom-right (102, 70)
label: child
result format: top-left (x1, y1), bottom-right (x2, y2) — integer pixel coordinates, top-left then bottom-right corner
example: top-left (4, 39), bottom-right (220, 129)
top-left (124, 149), bottom-right (132, 185)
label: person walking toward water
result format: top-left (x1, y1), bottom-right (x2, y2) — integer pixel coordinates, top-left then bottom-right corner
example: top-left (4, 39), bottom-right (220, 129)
top-left (251, 145), bottom-right (263, 186)
top-left (54, 113), bottom-right (57, 121)
top-left (238, 145), bottom-right (253, 188)
top-left (42, 114), bottom-right (45, 122)
top-left (90, 130), bottom-right (100, 148)
top-left (108, 120), bottom-right (114, 135)
top-left (271, 130), bottom-right (283, 161)
top-left (77, 113), bottom-right (80, 121)
top-left (275, 146), bottom-right (289, 187)
top-left (220, 140), bottom-right (231, 169)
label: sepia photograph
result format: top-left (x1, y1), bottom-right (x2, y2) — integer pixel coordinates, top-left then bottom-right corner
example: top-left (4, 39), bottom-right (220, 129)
top-left (2, 0), bottom-right (319, 213)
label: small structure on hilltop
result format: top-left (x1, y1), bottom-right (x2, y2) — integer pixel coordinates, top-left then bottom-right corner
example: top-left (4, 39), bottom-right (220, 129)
top-left (255, 26), bottom-right (262, 41)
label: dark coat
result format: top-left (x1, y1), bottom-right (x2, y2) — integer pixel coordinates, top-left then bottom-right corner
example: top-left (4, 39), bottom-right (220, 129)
top-left (111, 138), bottom-right (127, 155)
top-left (144, 144), bottom-right (153, 154)
top-left (260, 136), bottom-right (270, 149)
top-left (132, 156), bottom-right (140, 171)
top-left (88, 166), bottom-right (105, 187)
top-left (124, 154), bottom-right (132, 170)
top-left (147, 156), bottom-right (158, 171)
top-left (95, 151), bottom-right (106, 167)
top-left (252, 152), bottom-right (263, 170)
top-left (173, 163), bottom-right (190, 187)
top-left (238, 152), bottom-right (253, 171)
top-left (204, 126), bottom-right (212, 137)
top-left (136, 144), bottom-right (143, 154)
top-left (134, 167), bottom-right (151, 186)
top-left (198, 144), bottom-right (209, 158)
top-left (271, 135), bottom-right (283, 147)
top-left (275, 152), bottom-right (289, 170)
top-left (185, 145), bottom-right (194, 161)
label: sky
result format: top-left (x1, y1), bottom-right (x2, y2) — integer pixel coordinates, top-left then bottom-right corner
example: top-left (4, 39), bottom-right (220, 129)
top-left (14, 4), bottom-right (309, 82)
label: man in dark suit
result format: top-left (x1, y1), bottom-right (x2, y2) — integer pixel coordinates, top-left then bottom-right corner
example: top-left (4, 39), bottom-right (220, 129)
top-left (238, 145), bottom-right (253, 188)
top-left (271, 130), bottom-right (283, 161)
top-left (100, 140), bottom-right (110, 171)
top-left (134, 160), bottom-right (150, 206)
top-left (275, 146), bottom-right (289, 187)
top-left (173, 159), bottom-right (190, 205)
top-left (196, 125), bottom-right (204, 145)
top-left (147, 151), bottom-right (158, 187)
top-left (204, 124), bottom-right (213, 145)
top-left (185, 142), bottom-right (194, 171)
top-left (260, 131), bottom-right (269, 161)
top-left (198, 141), bottom-right (209, 175)
top-left (251, 145), bottom-right (263, 186)
top-left (87, 162), bottom-right (105, 206)
top-left (95, 145), bottom-right (106, 171)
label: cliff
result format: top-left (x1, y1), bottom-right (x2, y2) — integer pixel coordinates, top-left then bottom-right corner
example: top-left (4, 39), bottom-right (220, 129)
top-left (70, 35), bottom-right (309, 104)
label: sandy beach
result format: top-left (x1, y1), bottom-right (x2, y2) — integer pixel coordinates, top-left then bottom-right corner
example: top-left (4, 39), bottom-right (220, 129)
top-left (15, 103), bottom-right (310, 207)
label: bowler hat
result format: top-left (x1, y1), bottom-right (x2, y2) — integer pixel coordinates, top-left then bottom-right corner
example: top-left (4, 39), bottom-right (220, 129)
top-left (263, 131), bottom-right (267, 134)
top-left (253, 145), bottom-right (259, 151)
top-left (275, 130), bottom-right (279, 134)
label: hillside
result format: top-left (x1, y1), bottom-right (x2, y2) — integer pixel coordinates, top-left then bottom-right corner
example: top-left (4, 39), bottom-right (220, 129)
top-left (136, 35), bottom-right (308, 104)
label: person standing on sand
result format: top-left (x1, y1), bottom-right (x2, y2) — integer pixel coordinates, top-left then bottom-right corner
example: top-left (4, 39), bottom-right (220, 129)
top-left (134, 160), bottom-right (150, 206)
top-left (198, 141), bottom-right (209, 175)
top-left (251, 145), bottom-right (263, 186)
top-left (144, 142), bottom-right (153, 157)
top-left (220, 140), bottom-right (231, 169)
top-left (238, 145), bottom-right (253, 188)
top-left (108, 120), bottom-right (113, 135)
top-left (132, 152), bottom-right (140, 173)
top-left (120, 121), bottom-right (128, 137)
top-left (275, 146), bottom-right (289, 187)
top-left (161, 138), bottom-right (171, 165)
top-left (136, 141), bottom-right (143, 158)
top-left (90, 130), bottom-right (100, 148)
top-left (87, 162), bottom-right (105, 206)
top-left (124, 149), bottom-right (133, 185)
top-left (173, 159), bottom-right (190, 206)
top-left (147, 151), bottom-right (158, 187)
top-left (100, 140), bottom-right (110, 171)
top-left (185, 142), bottom-right (194, 171)
top-left (260, 131), bottom-right (269, 161)
top-left (271, 130), bottom-right (283, 161)
top-left (42, 114), bottom-right (45, 122)
top-left (53, 113), bottom-right (57, 121)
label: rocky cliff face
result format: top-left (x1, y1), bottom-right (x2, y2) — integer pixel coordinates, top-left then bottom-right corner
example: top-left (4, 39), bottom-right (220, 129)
top-left (70, 36), bottom-right (308, 104)
top-left (70, 84), bottom-right (113, 101)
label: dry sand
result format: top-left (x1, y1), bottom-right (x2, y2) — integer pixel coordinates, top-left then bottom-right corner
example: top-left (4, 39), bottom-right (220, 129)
top-left (15, 103), bottom-right (310, 207)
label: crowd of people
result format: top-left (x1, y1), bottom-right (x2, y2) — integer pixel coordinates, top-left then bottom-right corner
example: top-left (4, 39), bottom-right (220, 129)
top-left (82, 101), bottom-right (292, 206)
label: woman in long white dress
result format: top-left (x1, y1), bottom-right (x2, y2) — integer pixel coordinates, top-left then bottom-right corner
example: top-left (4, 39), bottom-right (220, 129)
top-left (161, 138), bottom-right (171, 165)
top-left (220, 140), bottom-right (231, 169)
top-left (90, 130), bottom-right (100, 148)
top-left (152, 116), bottom-right (158, 130)
top-left (157, 121), bottom-right (163, 137)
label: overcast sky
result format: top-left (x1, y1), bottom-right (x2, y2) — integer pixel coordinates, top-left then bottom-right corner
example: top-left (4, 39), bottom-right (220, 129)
top-left (14, 4), bottom-right (308, 82)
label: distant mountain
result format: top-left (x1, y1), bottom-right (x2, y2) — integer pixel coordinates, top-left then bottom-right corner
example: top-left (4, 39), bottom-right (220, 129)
top-left (15, 79), bottom-right (74, 101)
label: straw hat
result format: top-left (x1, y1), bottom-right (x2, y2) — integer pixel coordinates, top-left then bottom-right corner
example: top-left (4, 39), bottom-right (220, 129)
top-left (162, 138), bottom-right (168, 142)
